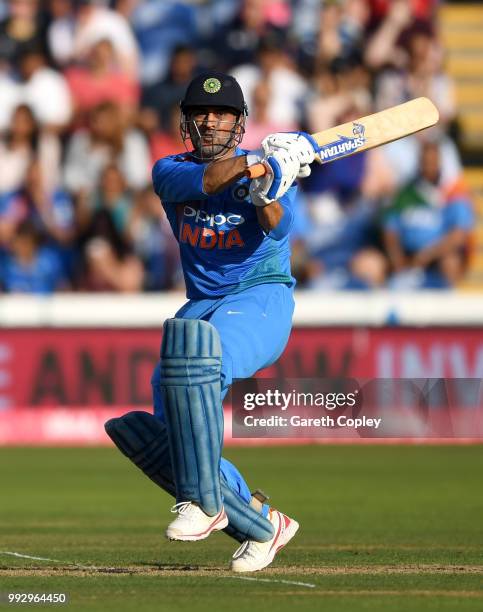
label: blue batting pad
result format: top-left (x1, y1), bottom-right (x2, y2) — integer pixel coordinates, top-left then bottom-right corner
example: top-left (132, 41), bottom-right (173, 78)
top-left (105, 411), bottom-right (274, 543)
top-left (105, 411), bottom-right (175, 496)
top-left (222, 485), bottom-right (274, 542)
top-left (160, 318), bottom-right (223, 516)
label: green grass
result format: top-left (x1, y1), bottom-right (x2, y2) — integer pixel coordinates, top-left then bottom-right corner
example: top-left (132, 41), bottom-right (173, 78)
top-left (0, 446), bottom-right (482, 611)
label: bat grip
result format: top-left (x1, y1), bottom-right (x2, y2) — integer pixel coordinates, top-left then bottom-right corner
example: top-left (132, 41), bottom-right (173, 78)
top-left (245, 162), bottom-right (267, 179)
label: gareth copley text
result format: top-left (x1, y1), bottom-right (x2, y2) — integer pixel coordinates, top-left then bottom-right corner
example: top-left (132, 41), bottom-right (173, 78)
top-left (243, 415), bottom-right (382, 429)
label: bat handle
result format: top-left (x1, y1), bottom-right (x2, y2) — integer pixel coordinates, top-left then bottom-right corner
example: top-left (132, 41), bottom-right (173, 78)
top-left (245, 162), bottom-right (268, 179)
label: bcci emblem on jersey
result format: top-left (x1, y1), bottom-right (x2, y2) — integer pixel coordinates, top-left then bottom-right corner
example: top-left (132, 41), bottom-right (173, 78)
top-left (318, 122), bottom-right (366, 162)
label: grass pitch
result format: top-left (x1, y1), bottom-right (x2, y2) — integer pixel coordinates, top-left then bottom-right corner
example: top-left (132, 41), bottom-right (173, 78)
top-left (0, 445), bottom-right (482, 611)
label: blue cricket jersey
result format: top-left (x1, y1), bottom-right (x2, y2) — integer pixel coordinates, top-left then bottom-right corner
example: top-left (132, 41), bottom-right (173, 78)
top-left (152, 148), bottom-right (296, 299)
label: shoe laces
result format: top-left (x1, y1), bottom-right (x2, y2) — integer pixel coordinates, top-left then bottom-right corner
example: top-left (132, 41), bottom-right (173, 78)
top-left (232, 539), bottom-right (264, 560)
top-left (232, 509), bottom-right (279, 560)
top-left (170, 501), bottom-right (194, 516)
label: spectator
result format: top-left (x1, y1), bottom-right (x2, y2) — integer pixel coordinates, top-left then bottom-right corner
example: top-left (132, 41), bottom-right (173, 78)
top-left (3, 157), bottom-right (74, 243)
top-left (77, 207), bottom-right (143, 292)
top-left (304, 52), bottom-right (372, 133)
top-left (0, 47), bottom-right (72, 132)
top-left (243, 78), bottom-right (297, 149)
top-left (366, 0), bottom-right (438, 28)
top-left (381, 131), bottom-right (462, 191)
top-left (78, 163), bottom-right (133, 235)
top-left (73, 0), bottom-right (139, 77)
top-left (232, 32), bottom-right (308, 127)
top-left (140, 104), bottom-right (184, 165)
top-left (1, 157), bottom-right (76, 280)
top-left (0, 0), bottom-right (472, 294)
top-left (64, 101), bottom-right (150, 195)
top-left (208, 0), bottom-right (294, 71)
top-left (316, 0), bottom-right (370, 67)
top-left (296, 101), bottom-right (393, 289)
top-left (127, 0), bottom-right (197, 85)
top-left (0, 219), bottom-right (67, 293)
top-left (382, 141), bottom-right (474, 289)
top-left (141, 44), bottom-right (197, 130)
top-left (0, 104), bottom-right (38, 195)
top-left (374, 25), bottom-right (456, 127)
top-left (46, 0), bottom-right (77, 66)
top-left (0, 104), bottom-right (62, 195)
top-left (364, 0), bottom-right (414, 70)
top-left (16, 47), bottom-right (72, 130)
top-left (295, 176), bottom-right (388, 290)
top-left (289, 0), bottom-right (322, 57)
top-left (0, 188), bottom-right (24, 248)
top-left (0, 0), bottom-right (49, 67)
top-left (0, 53), bottom-right (19, 130)
top-left (48, 0), bottom-right (139, 77)
top-left (64, 38), bottom-right (139, 126)
top-left (128, 187), bottom-right (182, 291)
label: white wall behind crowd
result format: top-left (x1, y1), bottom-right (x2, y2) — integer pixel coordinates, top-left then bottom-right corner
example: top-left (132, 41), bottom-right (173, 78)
top-left (1, 292), bottom-right (483, 327)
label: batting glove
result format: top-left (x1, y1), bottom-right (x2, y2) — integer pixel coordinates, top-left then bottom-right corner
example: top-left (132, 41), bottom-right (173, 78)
top-left (249, 148), bottom-right (300, 207)
top-left (262, 131), bottom-right (320, 178)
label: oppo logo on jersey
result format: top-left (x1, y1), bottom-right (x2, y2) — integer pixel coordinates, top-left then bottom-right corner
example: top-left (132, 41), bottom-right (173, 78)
top-left (183, 205), bottom-right (245, 227)
top-left (179, 205), bottom-right (245, 250)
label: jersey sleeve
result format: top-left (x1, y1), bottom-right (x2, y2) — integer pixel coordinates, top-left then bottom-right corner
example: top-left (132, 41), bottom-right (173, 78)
top-left (265, 184), bottom-right (297, 241)
top-left (152, 155), bottom-right (209, 202)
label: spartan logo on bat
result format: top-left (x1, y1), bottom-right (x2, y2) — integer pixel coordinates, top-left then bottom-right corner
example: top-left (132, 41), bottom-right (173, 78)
top-left (352, 122), bottom-right (365, 138)
top-left (318, 122), bottom-right (366, 162)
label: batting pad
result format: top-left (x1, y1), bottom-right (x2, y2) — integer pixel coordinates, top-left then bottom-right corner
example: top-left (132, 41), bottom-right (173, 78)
top-left (105, 411), bottom-right (274, 543)
top-left (160, 318), bottom-right (223, 516)
top-left (105, 411), bottom-right (175, 496)
top-left (222, 485), bottom-right (275, 543)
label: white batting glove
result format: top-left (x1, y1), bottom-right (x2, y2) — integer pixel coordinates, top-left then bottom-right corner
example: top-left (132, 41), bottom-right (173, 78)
top-left (249, 148), bottom-right (300, 207)
top-left (262, 131), bottom-right (320, 178)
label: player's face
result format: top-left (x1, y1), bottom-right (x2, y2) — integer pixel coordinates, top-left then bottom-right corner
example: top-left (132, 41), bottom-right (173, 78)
top-left (188, 106), bottom-right (240, 159)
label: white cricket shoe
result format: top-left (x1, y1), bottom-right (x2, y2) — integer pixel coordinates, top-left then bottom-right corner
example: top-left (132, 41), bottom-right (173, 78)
top-left (230, 509), bottom-right (299, 572)
top-left (165, 501), bottom-right (228, 541)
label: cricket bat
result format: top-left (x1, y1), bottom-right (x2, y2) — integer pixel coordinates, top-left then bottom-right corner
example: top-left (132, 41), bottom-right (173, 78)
top-left (246, 97), bottom-right (439, 179)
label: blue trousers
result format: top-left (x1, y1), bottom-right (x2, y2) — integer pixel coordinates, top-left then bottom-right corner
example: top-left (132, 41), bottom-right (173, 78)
top-left (151, 283), bottom-right (294, 509)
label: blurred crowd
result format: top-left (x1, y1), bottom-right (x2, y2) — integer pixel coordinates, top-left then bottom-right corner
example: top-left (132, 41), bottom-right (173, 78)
top-left (0, 0), bottom-right (475, 293)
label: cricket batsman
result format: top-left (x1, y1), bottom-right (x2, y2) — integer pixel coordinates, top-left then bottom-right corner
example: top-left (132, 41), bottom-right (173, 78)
top-left (105, 72), bottom-right (319, 572)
